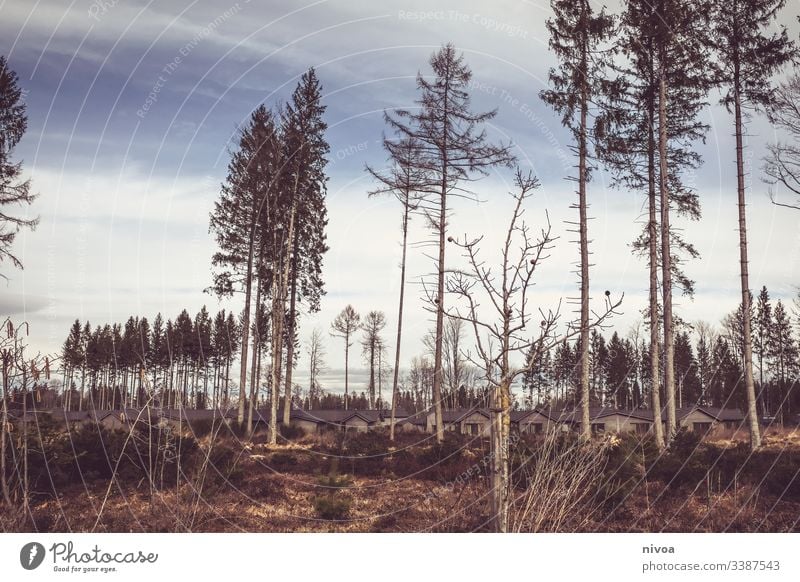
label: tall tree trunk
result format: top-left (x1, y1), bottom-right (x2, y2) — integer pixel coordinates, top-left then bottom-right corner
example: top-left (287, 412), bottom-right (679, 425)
top-left (344, 338), bottom-right (350, 410)
top-left (432, 175), bottom-right (447, 442)
top-left (369, 341), bottom-right (376, 408)
top-left (648, 72), bottom-right (665, 450)
top-left (247, 277), bottom-right (263, 436)
top-left (282, 238), bottom-right (299, 425)
top-left (390, 204), bottom-right (409, 442)
top-left (269, 288), bottom-right (284, 445)
top-left (269, 201), bottom-right (298, 445)
top-left (578, 15), bottom-right (591, 442)
top-left (734, 71), bottom-right (761, 450)
top-left (490, 372), bottom-right (512, 532)
top-left (237, 213), bottom-right (258, 425)
top-left (658, 71), bottom-right (677, 441)
top-left (1, 359), bottom-right (11, 507)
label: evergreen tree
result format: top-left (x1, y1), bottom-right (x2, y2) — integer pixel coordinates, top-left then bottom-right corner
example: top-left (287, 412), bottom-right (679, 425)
top-left (710, 336), bottom-right (744, 409)
top-left (769, 300), bottom-right (799, 420)
top-left (0, 56), bottom-right (38, 274)
top-left (280, 68), bottom-right (329, 428)
top-left (210, 104), bottom-right (283, 425)
top-left (605, 332), bottom-right (633, 408)
top-left (541, 0), bottom-right (615, 440)
top-left (597, 0), bottom-right (708, 446)
top-left (367, 136), bottom-right (430, 438)
top-left (754, 286), bottom-right (773, 412)
top-left (385, 44), bottom-right (514, 441)
top-left (674, 330), bottom-right (700, 407)
top-left (709, 0), bottom-right (796, 449)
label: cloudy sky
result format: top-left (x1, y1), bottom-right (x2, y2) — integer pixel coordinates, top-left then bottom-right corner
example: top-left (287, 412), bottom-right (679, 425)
top-left (1, 0), bottom-right (799, 393)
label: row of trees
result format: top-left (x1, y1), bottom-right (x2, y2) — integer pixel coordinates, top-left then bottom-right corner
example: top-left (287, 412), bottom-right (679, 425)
top-left (522, 288), bottom-right (800, 421)
top-left (59, 309), bottom-right (239, 411)
top-left (208, 69), bottom-right (329, 442)
top-left (540, 0), bottom-right (797, 454)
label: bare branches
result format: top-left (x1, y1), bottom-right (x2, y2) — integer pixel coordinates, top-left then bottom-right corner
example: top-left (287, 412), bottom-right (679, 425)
top-left (443, 170), bottom-right (623, 388)
top-left (764, 73), bottom-right (800, 210)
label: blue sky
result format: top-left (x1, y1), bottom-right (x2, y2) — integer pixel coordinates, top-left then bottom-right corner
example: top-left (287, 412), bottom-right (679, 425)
top-left (1, 0), bottom-right (799, 393)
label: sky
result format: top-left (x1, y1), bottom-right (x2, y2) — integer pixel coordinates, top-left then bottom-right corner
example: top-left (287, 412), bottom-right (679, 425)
top-left (1, 0), bottom-right (799, 395)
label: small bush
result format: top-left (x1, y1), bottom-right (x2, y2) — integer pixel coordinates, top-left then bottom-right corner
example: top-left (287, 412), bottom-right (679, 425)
top-left (313, 494), bottom-right (351, 520)
top-left (596, 433), bottom-right (657, 509)
top-left (342, 432), bottom-right (390, 476)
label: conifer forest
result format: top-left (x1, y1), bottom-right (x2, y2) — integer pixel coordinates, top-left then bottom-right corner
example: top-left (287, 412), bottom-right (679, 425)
top-left (1, 0), bottom-right (800, 534)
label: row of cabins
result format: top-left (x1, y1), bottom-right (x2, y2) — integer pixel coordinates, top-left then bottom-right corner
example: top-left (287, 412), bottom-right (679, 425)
top-left (3, 404), bottom-right (747, 438)
top-left (406, 406), bottom-right (746, 437)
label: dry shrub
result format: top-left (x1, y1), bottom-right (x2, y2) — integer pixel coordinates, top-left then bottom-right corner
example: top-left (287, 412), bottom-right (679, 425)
top-left (509, 429), bottom-right (609, 532)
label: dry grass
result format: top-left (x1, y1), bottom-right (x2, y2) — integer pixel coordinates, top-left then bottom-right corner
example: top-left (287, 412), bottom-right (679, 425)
top-left (4, 431), bottom-right (800, 533)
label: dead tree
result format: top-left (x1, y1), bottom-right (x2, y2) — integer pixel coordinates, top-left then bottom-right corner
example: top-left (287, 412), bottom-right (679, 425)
top-left (765, 73), bottom-right (800, 210)
top-left (446, 170), bottom-right (622, 532)
top-left (330, 305), bottom-right (360, 410)
top-left (366, 137), bottom-right (430, 439)
top-left (386, 44), bottom-right (514, 442)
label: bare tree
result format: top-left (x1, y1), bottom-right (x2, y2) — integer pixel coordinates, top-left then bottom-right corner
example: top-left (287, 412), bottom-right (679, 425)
top-left (385, 44), bottom-right (514, 441)
top-left (765, 73), bottom-right (800, 210)
top-left (367, 137), bottom-right (429, 438)
top-left (306, 328), bottom-right (327, 406)
top-left (360, 311), bottom-right (387, 409)
top-left (330, 305), bottom-right (360, 410)
top-left (423, 316), bottom-right (469, 403)
top-left (445, 171), bottom-right (622, 532)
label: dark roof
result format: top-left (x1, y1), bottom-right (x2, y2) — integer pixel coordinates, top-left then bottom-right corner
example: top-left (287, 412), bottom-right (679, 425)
top-left (160, 408), bottom-right (237, 422)
top-left (507, 406), bottom-right (742, 424)
top-left (291, 409), bottom-right (380, 424)
top-left (398, 411), bottom-right (428, 426)
top-left (511, 408), bottom-right (568, 423)
top-left (437, 407), bottom-right (488, 423)
top-left (376, 407), bottom-right (410, 419)
top-left (696, 406), bottom-right (745, 422)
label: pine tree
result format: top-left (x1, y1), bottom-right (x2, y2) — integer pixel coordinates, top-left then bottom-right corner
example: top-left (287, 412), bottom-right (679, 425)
top-left (0, 56), bottom-right (38, 275)
top-left (710, 336), bottom-right (743, 408)
top-left (709, 0), bottom-right (796, 449)
top-left (541, 0), bottom-right (615, 440)
top-left (652, 0), bottom-right (710, 440)
top-left (754, 286), bottom-right (773, 413)
top-left (385, 44), bottom-right (514, 441)
top-left (606, 331), bottom-right (633, 408)
top-left (210, 105), bottom-right (283, 425)
top-left (595, 0), bottom-right (707, 447)
top-left (150, 313), bottom-right (166, 395)
top-left (769, 300), bottom-right (798, 421)
top-left (280, 68), bottom-right (329, 428)
top-left (367, 136), bottom-right (430, 438)
top-left (674, 330), bottom-right (700, 407)
top-left (61, 320), bottom-right (84, 409)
